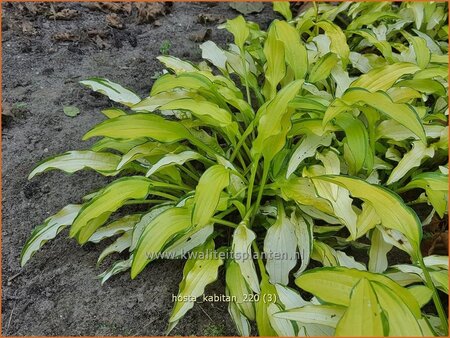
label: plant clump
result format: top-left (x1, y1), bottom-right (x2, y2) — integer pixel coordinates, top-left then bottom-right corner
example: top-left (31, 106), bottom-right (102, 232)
top-left (22, 2), bottom-right (448, 336)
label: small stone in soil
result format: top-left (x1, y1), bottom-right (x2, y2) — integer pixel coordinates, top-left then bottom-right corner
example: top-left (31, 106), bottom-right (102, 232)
top-left (128, 35), bottom-right (137, 47)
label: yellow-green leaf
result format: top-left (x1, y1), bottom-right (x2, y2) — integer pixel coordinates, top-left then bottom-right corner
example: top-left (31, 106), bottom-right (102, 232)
top-left (371, 281), bottom-right (423, 335)
top-left (335, 278), bottom-right (385, 336)
top-left (312, 175), bottom-right (422, 256)
top-left (131, 207), bottom-right (192, 278)
top-left (308, 53), bottom-right (339, 83)
top-left (325, 88), bottom-right (426, 143)
top-left (70, 177), bottom-right (152, 243)
top-left (262, 24), bottom-right (286, 100)
top-left (316, 21), bottom-right (350, 66)
top-left (83, 114), bottom-right (191, 143)
top-left (295, 267), bottom-right (422, 318)
top-left (402, 31), bottom-right (431, 69)
top-left (160, 98), bottom-right (233, 128)
top-left (192, 165), bottom-right (229, 227)
top-left (350, 62), bottom-right (420, 92)
top-left (224, 15), bottom-right (249, 50)
top-left (255, 277), bottom-right (277, 336)
top-left (253, 80), bottom-right (304, 162)
top-left (273, 2), bottom-right (292, 21)
top-left (394, 79), bottom-right (446, 96)
top-left (274, 20), bottom-right (307, 79)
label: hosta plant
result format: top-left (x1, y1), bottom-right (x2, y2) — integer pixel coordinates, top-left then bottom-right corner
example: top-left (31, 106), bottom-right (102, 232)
top-left (22, 2), bottom-right (448, 336)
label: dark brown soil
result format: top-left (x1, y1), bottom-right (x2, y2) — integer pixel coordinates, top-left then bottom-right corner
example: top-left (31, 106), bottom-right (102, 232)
top-left (1, 2), bottom-right (276, 335)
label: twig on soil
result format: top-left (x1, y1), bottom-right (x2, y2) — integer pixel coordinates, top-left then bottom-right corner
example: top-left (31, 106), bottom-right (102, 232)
top-left (198, 304), bottom-right (213, 323)
top-left (5, 292), bottom-right (17, 335)
top-left (7, 271), bottom-right (22, 285)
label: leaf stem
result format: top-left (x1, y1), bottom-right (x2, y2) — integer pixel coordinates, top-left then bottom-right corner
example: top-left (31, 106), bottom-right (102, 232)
top-left (252, 241), bottom-right (267, 280)
top-left (246, 156), bottom-right (260, 212)
top-left (211, 217), bottom-right (237, 228)
top-left (250, 159), bottom-right (270, 224)
top-left (151, 181), bottom-right (191, 192)
top-left (123, 199), bottom-right (166, 205)
top-left (418, 254), bottom-right (448, 335)
top-left (230, 122), bottom-right (254, 162)
top-left (240, 50), bottom-right (252, 107)
top-left (148, 190), bottom-right (179, 201)
top-left (179, 165), bottom-right (200, 182)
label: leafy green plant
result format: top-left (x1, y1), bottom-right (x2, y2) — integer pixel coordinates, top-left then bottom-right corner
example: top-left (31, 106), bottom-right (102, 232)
top-left (22, 2), bottom-right (448, 336)
top-left (160, 39), bottom-right (171, 55)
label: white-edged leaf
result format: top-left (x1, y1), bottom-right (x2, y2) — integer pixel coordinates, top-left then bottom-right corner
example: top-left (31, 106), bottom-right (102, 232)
top-left (291, 212), bottom-right (314, 277)
top-left (80, 77), bottom-right (140, 106)
top-left (387, 141), bottom-right (435, 184)
top-left (21, 204), bottom-right (81, 266)
top-left (226, 260), bottom-right (256, 320)
top-left (97, 257), bottom-right (132, 285)
top-left (274, 305), bottom-right (345, 327)
top-left (368, 228), bottom-right (392, 273)
top-left (88, 214), bottom-right (141, 243)
top-left (267, 303), bottom-right (296, 336)
top-left (97, 230), bottom-right (132, 265)
top-left (29, 151), bottom-right (122, 179)
top-left (286, 133), bottom-right (332, 178)
top-left (264, 205), bottom-right (297, 285)
top-left (168, 240), bottom-right (223, 331)
top-left (232, 222), bottom-right (260, 293)
top-left (146, 151), bottom-right (204, 177)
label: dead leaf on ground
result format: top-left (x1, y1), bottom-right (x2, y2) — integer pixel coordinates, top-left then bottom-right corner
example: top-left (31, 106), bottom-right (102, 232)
top-left (2, 102), bottom-right (13, 118)
top-left (52, 32), bottom-right (80, 42)
top-left (84, 2), bottom-right (132, 15)
top-left (21, 21), bottom-right (36, 35)
top-left (87, 28), bottom-right (109, 39)
top-left (229, 2), bottom-right (264, 15)
top-left (13, 3), bottom-right (50, 16)
top-left (49, 9), bottom-right (80, 20)
top-left (421, 232), bottom-right (448, 256)
top-left (93, 35), bottom-right (111, 49)
top-left (106, 13), bottom-right (124, 29)
top-left (135, 2), bottom-right (169, 24)
top-left (197, 13), bottom-right (226, 24)
top-left (189, 29), bottom-right (212, 43)
top-left (421, 213), bottom-right (448, 256)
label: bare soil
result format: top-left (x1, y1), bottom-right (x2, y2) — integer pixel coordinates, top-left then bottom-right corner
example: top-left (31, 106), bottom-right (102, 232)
top-left (1, 2), bottom-right (276, 335)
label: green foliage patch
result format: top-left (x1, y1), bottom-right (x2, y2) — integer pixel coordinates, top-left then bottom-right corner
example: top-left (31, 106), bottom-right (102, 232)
top-left (23, 2), bottom-right (448, 336)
